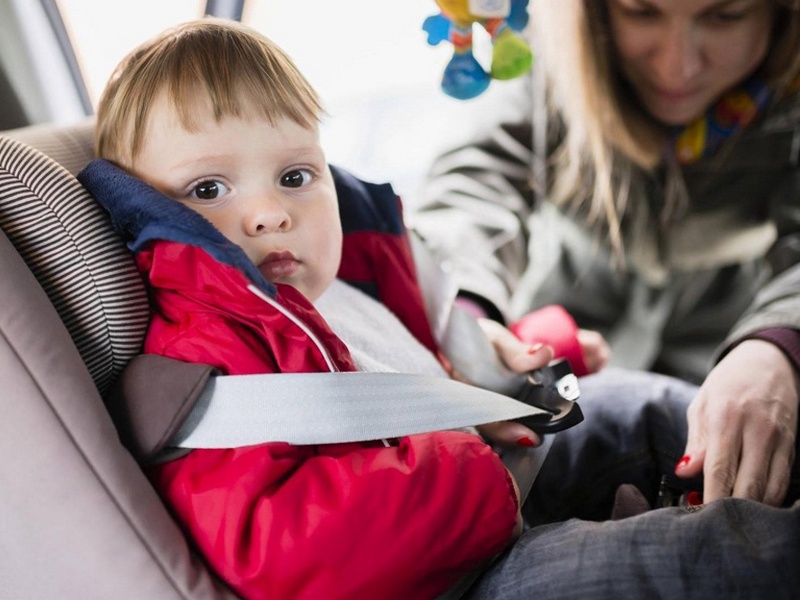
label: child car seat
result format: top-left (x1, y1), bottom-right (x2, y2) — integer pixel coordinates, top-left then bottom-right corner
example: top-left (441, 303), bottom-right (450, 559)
top-left (0, 122), bottom-right (567, 600)
top-left (0, 122), bottom-right (238, 599)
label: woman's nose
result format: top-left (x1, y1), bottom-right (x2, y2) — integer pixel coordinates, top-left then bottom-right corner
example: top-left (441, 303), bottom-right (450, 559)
top-left (245, 194), bottom-right (291, 236)
top-left (652, 24), bottom-right (703, 87)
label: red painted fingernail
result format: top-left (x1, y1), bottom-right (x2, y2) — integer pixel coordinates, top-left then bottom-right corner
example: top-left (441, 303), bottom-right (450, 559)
top-left (675, 455), bottom-right (691, 471)
top-left (527, 343), bottom-right (545, 354)
top-left (516, 436), bottom-right (535, 447)
top-left (685, 491), bottom-right (702, 506)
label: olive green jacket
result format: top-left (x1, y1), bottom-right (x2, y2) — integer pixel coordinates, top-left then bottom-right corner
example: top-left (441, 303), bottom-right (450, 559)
top-left (412, 76), bottom-right (800, 383)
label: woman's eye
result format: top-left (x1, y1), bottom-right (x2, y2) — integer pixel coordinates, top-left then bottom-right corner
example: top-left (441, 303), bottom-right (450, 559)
top-left (702, 10), bottom-right (746, 24)
top-left (192, 180), bottom-right (229, 200)
top-left (616, 3), bottom-right (660, 20)
top-left (280, 169), bottom-right (314, 189)
top-left (623, 8), bottom-right (659, 20)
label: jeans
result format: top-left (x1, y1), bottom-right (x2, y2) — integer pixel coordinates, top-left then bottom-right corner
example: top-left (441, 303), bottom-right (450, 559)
top-left (467, 368), bottom-right (800, 600)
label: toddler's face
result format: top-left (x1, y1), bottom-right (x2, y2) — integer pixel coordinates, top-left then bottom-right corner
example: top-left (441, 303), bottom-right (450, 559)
top-left (132, 97), bottom-right (342, 302)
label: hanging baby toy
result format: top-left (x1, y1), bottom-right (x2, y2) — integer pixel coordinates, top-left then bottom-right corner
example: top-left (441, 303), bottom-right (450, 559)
top-left (423, 0), bottom-right (532, 100)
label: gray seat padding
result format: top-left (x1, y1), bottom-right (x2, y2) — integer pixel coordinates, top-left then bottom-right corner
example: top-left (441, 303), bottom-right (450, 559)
top-left (0, 130), bottom-right (238, 598)
top-left (0, 133), bottom-right (147, 394)
top-left (3, 117), bottom-right (96, 176)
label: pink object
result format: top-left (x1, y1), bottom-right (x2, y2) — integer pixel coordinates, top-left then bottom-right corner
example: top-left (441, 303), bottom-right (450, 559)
top-left (509, 305), bottom-right (589, 376)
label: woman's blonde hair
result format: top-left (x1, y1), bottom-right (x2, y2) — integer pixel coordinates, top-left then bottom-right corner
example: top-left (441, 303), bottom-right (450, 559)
top-left (95, 18), bottom-right (322, 168)
top-left (534, 0), bottom-right (800, 256)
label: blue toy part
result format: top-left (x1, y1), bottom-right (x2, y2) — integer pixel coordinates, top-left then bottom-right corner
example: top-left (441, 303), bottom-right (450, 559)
top-left (441, 53), bottom-right (491, 100)
top-left (422, 14), bottom-right (451, 46)
top-left (507, 0), bottom-right (529, 31)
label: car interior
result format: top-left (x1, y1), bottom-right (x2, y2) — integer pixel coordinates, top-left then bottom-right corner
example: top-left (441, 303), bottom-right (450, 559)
top-left (0, 0), bottom-right (503, 597)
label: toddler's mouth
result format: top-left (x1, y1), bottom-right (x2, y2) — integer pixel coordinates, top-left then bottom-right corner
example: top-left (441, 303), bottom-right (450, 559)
top-left (259, 251), bottom-right (299, 280)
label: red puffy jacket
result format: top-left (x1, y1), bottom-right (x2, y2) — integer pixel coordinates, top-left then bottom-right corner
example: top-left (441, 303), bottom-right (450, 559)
top-left (86, 162), bottom-right (519, 600)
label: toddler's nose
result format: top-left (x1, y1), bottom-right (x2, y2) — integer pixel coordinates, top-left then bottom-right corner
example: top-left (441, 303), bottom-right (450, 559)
top-left (246, 195), bottom-right (291, 235)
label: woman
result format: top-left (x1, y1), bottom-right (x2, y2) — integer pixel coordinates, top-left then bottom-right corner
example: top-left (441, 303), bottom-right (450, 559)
top-left (413, 0), bottom-right (800, 508)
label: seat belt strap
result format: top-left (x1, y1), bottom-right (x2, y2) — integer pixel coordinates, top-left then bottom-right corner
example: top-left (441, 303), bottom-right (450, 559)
top-left (173, 371), bottom-right (549, 448)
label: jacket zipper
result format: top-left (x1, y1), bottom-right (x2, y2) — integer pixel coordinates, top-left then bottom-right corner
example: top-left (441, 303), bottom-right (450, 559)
top-left (246, 284), bottom-right (338, 373)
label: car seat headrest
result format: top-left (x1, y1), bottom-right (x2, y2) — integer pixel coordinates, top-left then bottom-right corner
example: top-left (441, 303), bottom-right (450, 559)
top-left (3, 118), bottom-right (96, 176)
top-left (0, 133), bottom-right (149, 394)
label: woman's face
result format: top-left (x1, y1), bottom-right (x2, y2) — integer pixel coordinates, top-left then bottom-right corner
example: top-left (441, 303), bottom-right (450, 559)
top-left (608, 0), bottom-right (775, 126)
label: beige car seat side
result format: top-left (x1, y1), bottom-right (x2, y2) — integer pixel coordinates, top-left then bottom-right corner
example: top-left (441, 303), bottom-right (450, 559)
top-left (0, 129), bottom-right (238, 599)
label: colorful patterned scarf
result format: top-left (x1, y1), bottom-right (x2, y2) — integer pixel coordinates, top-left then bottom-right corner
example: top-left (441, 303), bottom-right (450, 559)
top-left (673, 78), bottom-right (772, 165)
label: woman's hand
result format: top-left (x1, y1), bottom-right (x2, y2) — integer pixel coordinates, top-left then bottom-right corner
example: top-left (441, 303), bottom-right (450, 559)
top-left (577, 328), bottom-right (611, 374)
top-left (676, 339), bottom-right (799, 505)
top-left (474, 318), bottom-right (554, 448)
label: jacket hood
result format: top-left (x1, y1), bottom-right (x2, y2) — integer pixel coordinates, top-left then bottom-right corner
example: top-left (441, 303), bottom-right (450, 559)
top-left (78, 159), bottom-right (276, 297)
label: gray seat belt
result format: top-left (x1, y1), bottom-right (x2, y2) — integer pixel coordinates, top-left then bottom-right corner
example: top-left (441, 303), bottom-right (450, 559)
top-left (174, 371), bottom-right (549, 447)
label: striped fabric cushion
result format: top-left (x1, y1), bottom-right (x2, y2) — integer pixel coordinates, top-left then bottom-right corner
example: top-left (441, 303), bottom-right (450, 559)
top-left (0, 134), bottom-right (149, 394)
top-left (2, 118), bottom-right (97, 177)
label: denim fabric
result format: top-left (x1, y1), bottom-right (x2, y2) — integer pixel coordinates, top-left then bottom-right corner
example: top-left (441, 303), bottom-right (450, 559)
top-left (470, 499), bottom-right (800, 599)
top-left (467, 368), bottom-right (800, 600)
top-left (527, 368), bottom-right (701, 523)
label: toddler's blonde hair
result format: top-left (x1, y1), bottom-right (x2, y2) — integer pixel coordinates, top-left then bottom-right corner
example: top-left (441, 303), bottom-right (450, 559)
top-left (96, 18), bottom-right (322, 168)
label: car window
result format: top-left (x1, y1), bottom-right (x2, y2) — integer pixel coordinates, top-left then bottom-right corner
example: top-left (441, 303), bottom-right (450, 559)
top-left (56, 0), bottom-right (205, 103)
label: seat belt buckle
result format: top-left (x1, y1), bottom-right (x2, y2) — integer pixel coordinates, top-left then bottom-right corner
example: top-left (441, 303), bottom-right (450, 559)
top-left (512, 359), bottom-right (584, 433)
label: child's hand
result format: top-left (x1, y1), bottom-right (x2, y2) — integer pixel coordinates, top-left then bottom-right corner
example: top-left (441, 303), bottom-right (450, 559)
top-left (475, 318), bottom-right (554, 449)
top-left (577, 328), bottom-right (611, 373)
top-left (477, 318), bottom-right (554, 374)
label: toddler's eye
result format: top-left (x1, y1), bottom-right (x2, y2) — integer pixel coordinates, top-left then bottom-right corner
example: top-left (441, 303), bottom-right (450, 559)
top-left (281, 169), bottom-right (314, 189)
top-left (192, 180), bottom-right (229, 200)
